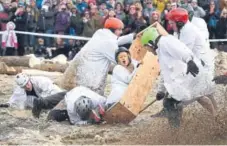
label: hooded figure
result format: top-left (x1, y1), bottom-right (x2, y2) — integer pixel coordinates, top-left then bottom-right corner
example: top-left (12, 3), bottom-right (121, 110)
top-left (1, 21), bottom-right (18, 56)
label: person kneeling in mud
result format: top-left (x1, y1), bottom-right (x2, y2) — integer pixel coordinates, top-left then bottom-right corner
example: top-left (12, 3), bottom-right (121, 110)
top-left (47, 86), bottom-right (106, 125)
top-left (0, 73), bottom-right (65, 117)
top-left (105, 47), bottom-right (141, 108)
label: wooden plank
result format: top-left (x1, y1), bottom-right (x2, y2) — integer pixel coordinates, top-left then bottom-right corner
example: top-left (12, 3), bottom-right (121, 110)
top-left (129, 22), bottom-right (168, 61)
top-left (119, 52), bottom-right (160, 115)
top-left (103, 102), bottom-right (136, 124)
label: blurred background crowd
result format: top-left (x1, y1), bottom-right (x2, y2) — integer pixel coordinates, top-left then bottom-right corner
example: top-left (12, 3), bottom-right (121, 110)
top-left (0, 0), bottom-right (227, 59)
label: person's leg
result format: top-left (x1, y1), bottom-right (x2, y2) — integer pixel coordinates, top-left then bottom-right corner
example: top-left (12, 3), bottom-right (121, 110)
top-left (197, 96), bottom-right (217, 117)
top-left (32, 91), bottom-right (67, 118)
top-left (45, 29), bottom-right (53, 47)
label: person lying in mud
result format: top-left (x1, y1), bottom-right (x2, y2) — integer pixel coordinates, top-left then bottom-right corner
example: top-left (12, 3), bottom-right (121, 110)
top-left (105, 47), bottom-right (141, 108)
top-left (0, 73), bottom-right (65, 116)
top-left (37, 47), bottom-right (141, 125)
top-left (47, 86), bottom-right (106, 125)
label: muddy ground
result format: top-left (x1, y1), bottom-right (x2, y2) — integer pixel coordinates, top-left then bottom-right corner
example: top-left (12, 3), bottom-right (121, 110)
top-left (1, 50), bottom-right (227, 145)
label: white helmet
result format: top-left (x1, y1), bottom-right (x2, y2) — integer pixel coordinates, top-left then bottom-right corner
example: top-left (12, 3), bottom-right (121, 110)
top-left (15, 73), bottom-right (29, 87)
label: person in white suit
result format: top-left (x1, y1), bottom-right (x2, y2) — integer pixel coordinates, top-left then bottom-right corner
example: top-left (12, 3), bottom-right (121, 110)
top-left (46, 86), bottom-right (106, 125)
top-left (0, 73), bottom-right (64, 118)
top-left (168, 8), bottom-right (215, 74)
top-left (106, 47), bottom-right (140, 107)
top-left (64, 18), bottom-right (136, 96)
top-left (141, 27), bottom-right (216, 128)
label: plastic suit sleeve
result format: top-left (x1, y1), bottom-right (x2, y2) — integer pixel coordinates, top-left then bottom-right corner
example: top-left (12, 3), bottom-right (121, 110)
top-left (117, 33), bottom-right (134, 46)
top-left (112, 64), bottom-right (138, 85)
top-left (161, 37), bottom-right (193, 63)
top-left (157, 74), bottom-right (167, 93)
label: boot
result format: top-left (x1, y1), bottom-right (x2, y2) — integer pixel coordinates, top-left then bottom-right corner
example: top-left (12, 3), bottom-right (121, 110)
top-left (150, 108), bottom-right (169, 118)
top-left (32, 98), bottom-right (48, 118)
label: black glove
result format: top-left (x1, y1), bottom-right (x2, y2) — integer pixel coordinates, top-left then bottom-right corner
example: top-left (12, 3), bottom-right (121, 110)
top-left (186, 60), bottom-right (199, 77)
top-left (201, 60), bottom-right (205, 66)
top-left (0, 103), bottom-right (9, 108)
top-left (156, 92), bottom-right (166, 101)
top-left (47, 110), bottom-right (69, 122)
top-left (213, 75), bottom-right (227, 85)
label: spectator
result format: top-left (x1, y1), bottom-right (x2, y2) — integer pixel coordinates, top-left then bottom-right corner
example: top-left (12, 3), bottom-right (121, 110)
top-left (171, 2), bottom-right (177, 10)
top-left (179, 0), bottom-right (193, 11)
top-left (134, 9), bottom-right (147, 31)
top-left (76, 0), bottom-right (88, 14)
top-left (24, 5), bottom-right (37, 54)
top-left (34, 38), bottom-right (48, 58)
top-left (153, 0), bottom-right (168, 13)
top-left (0, 1), bottom-right (4, 12)
top-left (67, 39), bottom-right (83, 60)
top-left (150, 11), bottom-right (161, 25)
top-left (143, 0), bottom-right (155, 22)
top-left (55, 4), bottom-right (70, 34)
top-left (82, 10), bottom-right (94, 37)
top-left (99, 2), bottom-right (107, 17)
top-left (90, 5), bottom-right (103, 31)
top-left (69, 7), bottom-right (83, 36)
top-left (106, 0), bottom-right (116, 9)
top-left (1, 21), bottom-right (18, 56)
top-left (37, 5), bottom-right (55, 47)
top-left (220, 0), bottom-right (227, 11)
top-left (191, 0), bottom-right (206, 18)
top-left (115, 2), bottom-right (126, 21)
top-left (163, 2), bottom-right (174, 34)
top-left (216, 9), bottom-right (227, 51)
top-left (48, 38), bottom-right (69, 58)
top-left (205, 0), bottom-right (220, 47)
top-left (14, 2), bottom-right (27, 56)
top-left (124, 4), bottom-right (137, 34)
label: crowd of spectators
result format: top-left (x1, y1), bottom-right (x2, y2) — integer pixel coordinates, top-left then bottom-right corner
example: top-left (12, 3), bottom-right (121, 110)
top-left (0, 0), bottom-right (227, 59)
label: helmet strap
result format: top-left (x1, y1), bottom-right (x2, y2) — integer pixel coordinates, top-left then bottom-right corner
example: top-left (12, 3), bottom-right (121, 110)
top-left (176, 21), bottom-right (184, 33)
top-left (127, 55), bottom-right (132, 67)
top-left (147, 35), bottom-right (162, 50)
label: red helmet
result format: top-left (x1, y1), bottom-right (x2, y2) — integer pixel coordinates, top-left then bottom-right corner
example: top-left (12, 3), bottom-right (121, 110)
top-left (104, 18), bottom-right (124, 30)
top-left (167, 8), bottom-right (189, 24)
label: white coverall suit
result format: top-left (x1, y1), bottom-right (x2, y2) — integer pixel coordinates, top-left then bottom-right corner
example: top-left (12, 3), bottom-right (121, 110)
top-left (8, 76), bottom-right (63, 109)
top-left (64, 86), bottom-right (106, 125)
top-left (157, 35), bottom-right (214, 103)
top-left (106, 59), bottom-right (139, 106)
top-left (174, 21), bottom-right (215, 74)
top-left (71, 29), bottom-right (134, 95)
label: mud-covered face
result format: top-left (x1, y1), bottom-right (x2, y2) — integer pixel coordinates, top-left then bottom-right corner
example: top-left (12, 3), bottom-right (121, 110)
top-left (117, 52), bottom-right (130, 67)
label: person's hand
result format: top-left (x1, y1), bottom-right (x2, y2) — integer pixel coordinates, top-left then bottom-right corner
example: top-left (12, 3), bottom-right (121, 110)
top-left (0, 103), bottom-right (9, 108)
top-left (156, 92), bottom-right (166, 101)
top-left (186, 60), bottom-right (199, 77)
top-left (213, 75), bottom-right (227, 85)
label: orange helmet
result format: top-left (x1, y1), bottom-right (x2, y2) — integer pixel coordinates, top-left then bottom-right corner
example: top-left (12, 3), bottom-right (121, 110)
top-left (104, 18), bottom-right (124, 30)
top-left (167, 8), bottom-right (189, 24)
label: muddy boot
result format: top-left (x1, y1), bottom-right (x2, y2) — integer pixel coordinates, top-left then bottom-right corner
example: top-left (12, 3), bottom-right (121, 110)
top-left (167, 106), bottom-right (183, 128)
top-left (32, 98), bottom-right (48, 118)
top-left (150, 108), bottom-right (169, 118)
